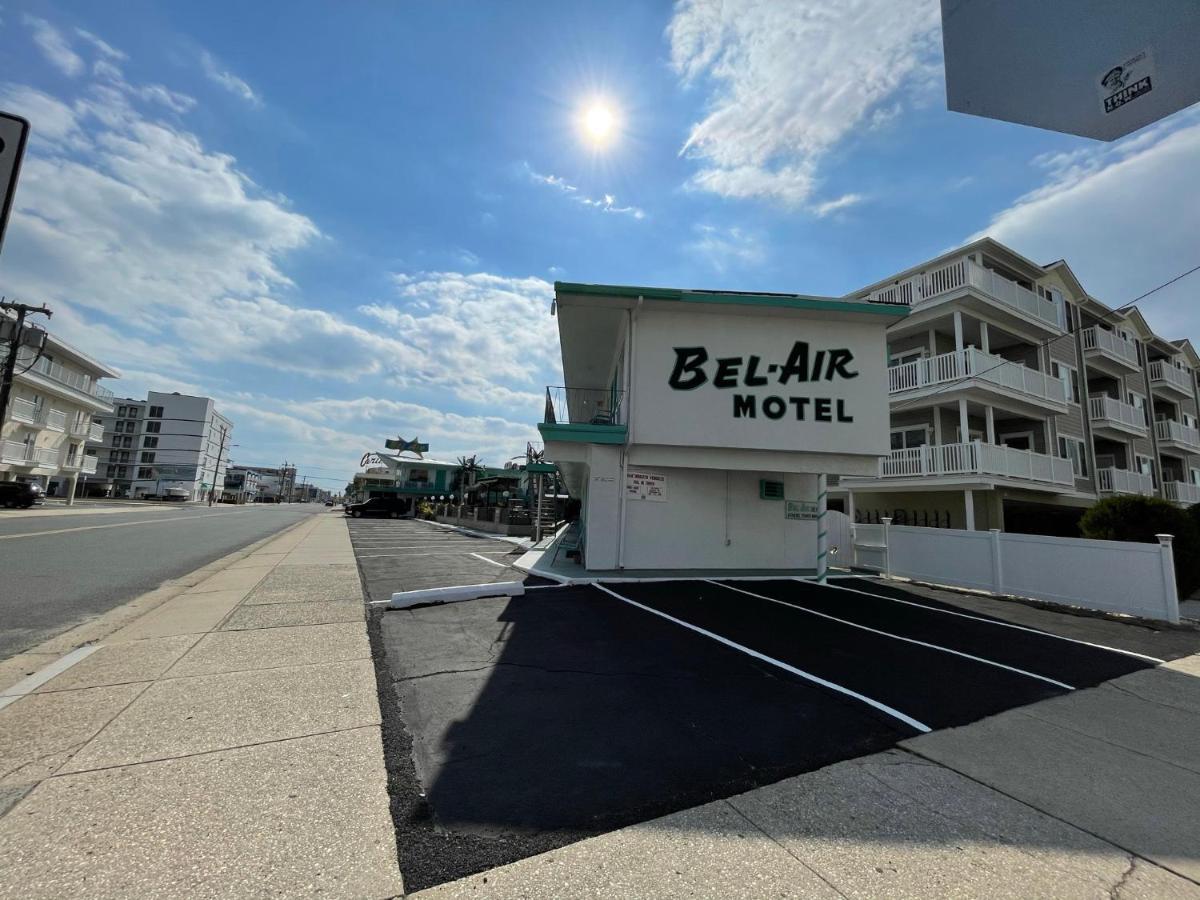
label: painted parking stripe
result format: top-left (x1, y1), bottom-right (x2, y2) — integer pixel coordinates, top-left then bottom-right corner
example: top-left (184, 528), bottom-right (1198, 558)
top-left (357, 551), bottom-right (514, 560)
top-left (710, 581), bottom-right (1074, 691)
top-left (593, 583), bottom-right (931, 734)
top-left (470, 552), bottom-right (512, 569)
top-left (822, 578), bottom-right (1165, 664)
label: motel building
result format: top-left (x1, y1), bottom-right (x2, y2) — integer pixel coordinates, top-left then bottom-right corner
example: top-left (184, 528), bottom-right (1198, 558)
top-left (349, 451), bottom-right (461, 509)
top-left (537, 282), bottom-right (906, 574)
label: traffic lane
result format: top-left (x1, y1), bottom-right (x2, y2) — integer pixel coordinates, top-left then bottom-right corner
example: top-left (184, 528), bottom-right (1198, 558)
top-left (732, 579), bottom-right (1157, 687)
top-left (0, 505), bottom-right (316, 660)
top-left (375, 585), bottom-right (908, 890)
top-left (610, 580), bottom-right (1068, 731)
top-left (0, 505), bottom-right (192, 537)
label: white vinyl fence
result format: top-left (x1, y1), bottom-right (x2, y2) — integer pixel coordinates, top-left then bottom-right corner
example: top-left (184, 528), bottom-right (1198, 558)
top-left (852, 519), bottom-right (1180, 623)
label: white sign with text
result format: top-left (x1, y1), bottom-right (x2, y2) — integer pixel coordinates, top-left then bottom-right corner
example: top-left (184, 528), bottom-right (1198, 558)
top-left (625, 470), bottom-right (667, 502)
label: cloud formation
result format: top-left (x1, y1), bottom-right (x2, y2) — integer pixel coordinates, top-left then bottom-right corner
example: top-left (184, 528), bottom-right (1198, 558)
top-left (200, 50), bottom-right (262, 107)
top-left (526, 165), bottom-right (646, 219)
top-left (24, 15), bottom-right (85, 77)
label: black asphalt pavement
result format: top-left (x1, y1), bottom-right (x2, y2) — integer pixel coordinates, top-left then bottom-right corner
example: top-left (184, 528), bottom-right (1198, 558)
top-left (0, 503), bottom-right (319, 660)
top-left (357, 524), bottom-right (1199, 892)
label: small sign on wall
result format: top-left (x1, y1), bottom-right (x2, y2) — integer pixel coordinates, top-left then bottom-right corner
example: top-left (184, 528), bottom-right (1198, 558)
top-left (785, 499), bottom-right (817, 520)
top-left (626, 470), bottom-right (667, 502)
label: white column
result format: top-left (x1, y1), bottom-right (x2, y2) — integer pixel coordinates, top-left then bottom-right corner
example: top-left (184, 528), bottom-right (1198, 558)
top-left (953, 310), bottom-right (964, 352)
top-left (980, 321), bottom-right (990, 354)
top-left (846, 490), bottom-right (856, 525)
top-left (958, 397), bottom-right (970, 443)
top-left (933, 407), bottom-right (943, 445)
top-left (985, 405), bottom-right (996, 444)
top-left (1044, 419), bottom-right (1052, 455)
top-left (816, 474), bottom-right (829, 584)
top-left (989, 528), bottom-right (1004, 593)
top-left (927, 327), bottom-right (938, 357)
top-left (65, 473), bottom-right (79, 506)
top-left (1157, 534), bottom-right (1180, 624)
top-left (964, 489), bottom-right (976, 531)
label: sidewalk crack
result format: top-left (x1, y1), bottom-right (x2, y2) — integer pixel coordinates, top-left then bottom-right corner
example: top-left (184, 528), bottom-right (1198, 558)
top-left (722, 799), bottom-right (850, 899)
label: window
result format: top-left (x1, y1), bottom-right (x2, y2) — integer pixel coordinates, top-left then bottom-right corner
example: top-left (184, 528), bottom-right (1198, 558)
top-left (118, 451), bottom-right (130, 463)
top-left (149, 406), bottom-right (164, 418)
top-left (1136, 455), bottom-right (1155, 479)
top-left (141, 451), bottom-right (156, 464)
top-left (1063, 301), bottom-right (1078, 332)
top-left (888, 349), bottom-right (924, 368)
top-left (126, 407), bottom-right (138, 418)
top-left (890, 426), bottom-right (929, 450)
top-left (145, 421), bottom-right (161, 433)
top-left (999, 431), bottom-right (1034, 451)
top-left (144, 436), bottom-right (159, 449)
top-left (111, 435), bottom-right (122, 447)
top-left (122, 436), bottom-right (133, 448)
top-left (117, 466), bottom-right (128, 479)
top-left (408, 468), bottom-right (429, 483)
top-left (1058, 436), bottom-right (1088, 478)
top-left (1128, 392), bottom-right (1147, 424)
top-left (137, 467), bottom-right (154, 479)
top-left (1052, 362), bottom-right (1079, 404)
top-left (1185, 413), bottom-right (1197, 430)
top-left (106, 464), bottom-right (116, 477)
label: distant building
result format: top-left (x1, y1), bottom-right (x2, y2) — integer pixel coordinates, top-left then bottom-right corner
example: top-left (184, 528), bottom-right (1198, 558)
top-left (1, 315), bottom-right (116, 499)
top-left (348, 454), bottom-right (461, 504)
top-left (223, 465), bottom-right (262, 504)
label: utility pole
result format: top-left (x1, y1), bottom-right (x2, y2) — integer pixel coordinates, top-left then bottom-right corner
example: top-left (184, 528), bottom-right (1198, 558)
top-left (0, 300), bottom-right (52, 428)
top-left (208, 424), bottom-right (228, 507)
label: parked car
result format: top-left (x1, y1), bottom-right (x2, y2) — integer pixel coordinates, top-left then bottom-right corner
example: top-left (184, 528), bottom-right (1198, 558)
top-left (324, 500), bottom-right (334, 507)
top-left (344, 496), bottom-right (410, 519)
top-left (0, 481), bottom-right (45, 509)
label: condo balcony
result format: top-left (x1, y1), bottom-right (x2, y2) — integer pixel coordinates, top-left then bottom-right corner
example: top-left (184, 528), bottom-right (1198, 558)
top-left (8, 398), bottom-right (67, 431)
top-left (1081, 326), bottom-right (1140, 375)
top-left (1088, 395), bottom-right (1148, 439)
top-left (887, 347), bottom-right (1068, 416)
top-left (1097, 466), bottom-right (1154, 496)
top-left (1154, 418), bottom-right (1200, 453)
top-left (1163, 481), bottom-right (1200, 505)
top-left (1148, 360), bottom-right (1194, 398)
top-left (0, 440), bottom-right (60, 468)
top-left (877, 440), bottom-right (1074, 486)
top-left (15, 348), bottom-right (116, 407)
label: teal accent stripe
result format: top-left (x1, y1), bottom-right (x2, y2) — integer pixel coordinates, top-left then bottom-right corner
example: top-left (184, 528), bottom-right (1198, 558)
top-left (555, 282), bottom-right (909, 318)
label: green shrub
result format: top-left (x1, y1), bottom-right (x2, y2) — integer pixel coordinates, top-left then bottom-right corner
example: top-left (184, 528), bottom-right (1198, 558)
top-left (1079, 495), bottom-right (1200, 597)
top-left (416, 501), bottom-right (436, 521)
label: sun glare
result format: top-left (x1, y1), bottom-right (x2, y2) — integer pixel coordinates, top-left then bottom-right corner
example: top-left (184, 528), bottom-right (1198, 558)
top-left (580, 102), bottom-right (617, 146)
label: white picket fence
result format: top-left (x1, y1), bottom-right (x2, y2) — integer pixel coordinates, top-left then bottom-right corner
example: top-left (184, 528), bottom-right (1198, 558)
top-left (852, 519), bottom-right (1180, 623)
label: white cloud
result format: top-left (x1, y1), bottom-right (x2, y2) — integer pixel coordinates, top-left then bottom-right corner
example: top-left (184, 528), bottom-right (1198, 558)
top-left (199, 50), bottom-right (261, 107)
top-left (75, 28), bottom-right (126, 61)
top-left (526, 165), bottom-right (646, 219)
top-left (687, 224), bottom-right (766, 273)
top-left (973, 113), bottom-right (1200, 338)
top-left (24, 14), bottom-right (84, 77)
top-left (812, 192), bottom-right (864, 218)
top-left (667, 0), bottom-right (941, 207)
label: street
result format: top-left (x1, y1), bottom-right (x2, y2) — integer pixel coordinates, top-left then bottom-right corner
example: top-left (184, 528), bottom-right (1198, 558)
top-left (0, 503), bottom-right (321, 661)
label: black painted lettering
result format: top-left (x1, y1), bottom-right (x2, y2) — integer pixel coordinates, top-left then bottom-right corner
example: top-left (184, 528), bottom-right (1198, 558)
top-left (743, 355), bottom-right (768, 386)
top-left (713, 356), bottom-right (743, 388)
top-left (789, 396), bottom-right (810, 420)
top-left (668, 347), bottom-right (708, 390)
top-left (733, 394), bottom-right (756, 418)
top-left (814, 398), bottom-right (832, 421)
top-left (826, 348), bottom-right (858, 380)
top-left (836, 399), bottom-right (853, 422)
top-left (810, 350), bottom-right (826, 382)
top-left (762, 396), bottom-right (786, 419)
top-left (778, 341), bottom-right (809, 384)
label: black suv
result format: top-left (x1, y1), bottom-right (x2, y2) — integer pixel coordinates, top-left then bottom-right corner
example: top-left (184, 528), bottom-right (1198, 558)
top-left (344, 496), bottom-right (411, 519)
top-left (0, 481), bottom-right (45, 509)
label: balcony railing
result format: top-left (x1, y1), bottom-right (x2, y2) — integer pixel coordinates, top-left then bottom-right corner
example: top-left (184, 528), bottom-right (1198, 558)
top-left (887, 347), bottom-right (1065, 407)
top-left (1088, 395), bottom-right (1147, 434)
top-left (1148, 360), bottom-right (1193, 395)
top-left (543, 386), bottom-right (626, 426)
top-left (1164, 481), bottom-right (1200, 505)
top-left (878, 440), bottom-right (1074, 486)
top-left (1081, 327), bottom-right (1139, 368)
top-left (10, 397), bottom-right (39, 425)
top-left (1098, 467), bottom-right (1154, 496)
top-left (88, 421), bottom-right (105, 442)
top-left (1155, 418), bottom-right (1200, 450)
top-left (0, 440), bottom-right (60, 467)
top-left (867, 257), bottom-right (1060, 329)
top-left (81, 454), bottom-right (99, 475)
top-left (14, 348), bottom-right (115, 404)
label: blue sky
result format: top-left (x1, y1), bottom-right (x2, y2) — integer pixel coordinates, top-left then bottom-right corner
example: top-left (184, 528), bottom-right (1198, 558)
top-left (2, 0), bottom-right (1198, 488)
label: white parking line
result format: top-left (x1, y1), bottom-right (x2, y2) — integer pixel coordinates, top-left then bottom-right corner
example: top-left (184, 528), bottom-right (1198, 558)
top-left (357, 550), bottom-right (514, 560)
top-left (821, 578), bottom-right (1165, 664)
top-left (593, 583), bottom-right (931, 734)
top-left (711, 581), bottom-right (1074, 691)
top-left (470, 552), bottom-right (511, 569)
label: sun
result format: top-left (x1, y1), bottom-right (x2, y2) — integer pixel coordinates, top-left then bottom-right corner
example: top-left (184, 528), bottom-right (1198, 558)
top-left (580, 101), bottom-right (618, 147)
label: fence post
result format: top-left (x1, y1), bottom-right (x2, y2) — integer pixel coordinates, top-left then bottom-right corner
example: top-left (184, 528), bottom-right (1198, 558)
top-left (881, 516), bottom-right (892, 578)
top-left (1156, 534), bottom-right (1181, 624)
top-left (989, 528), bottom-right (1003, 594)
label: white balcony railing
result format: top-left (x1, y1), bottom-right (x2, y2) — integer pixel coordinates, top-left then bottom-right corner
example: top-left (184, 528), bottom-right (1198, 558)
top-left (45, 409), bottom-right (68, 432)
top-left (1148, 360), bottom-right (1193, 395)
top-left (1081, 327), bottom-right (1139, 368)
top-left (1088, 395), bottom-right (1147, 433)
top-left (879, 440), bottom-right (1074, 486)
top-left (14, 348), bottom-right (115, 404)
top-left (81, 454), bottom-right (99, 475)
top-left (888, 347), bottom-right (1066, 407)
top-left (1164, 481), bottom-right (1200, 505)
top-left (1097, 467), bottom-right (1155, 496)
top-left (1155, 418), bottom-right (1200, 450)
top-left (0, 440), bottom-right (59, 467)
top-left (9, 397), bottom-right (39, 425)
top-left (88, 421), bottom-right (105, 442)
top-left (868, 257), bottom-right (1060, 329)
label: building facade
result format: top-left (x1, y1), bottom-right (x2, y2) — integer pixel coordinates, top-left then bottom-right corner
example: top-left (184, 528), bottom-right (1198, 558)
top-left (836, 238), bottom-right (1200, 532)
top-left (223, 465), bottom-right (262, 504)
top-left (89, 391), bottom-right (232, 501)
top-left (349, 454), bottom-right (461, 505)
top-left (1, 319), bottom-right (116, 498)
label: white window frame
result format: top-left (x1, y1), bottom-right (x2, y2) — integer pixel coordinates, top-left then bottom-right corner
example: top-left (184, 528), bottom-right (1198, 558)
top-left (888, 348), bottom-right (925, 368)
top-left (1190, 468), bottom-right (1200, 486)
top-left (1136, 454), bottom-right (1155, 479)
top-left (889, 425), bottom-right (930, 451)
top-left (998, 430), bottom-right (1036, 450)
top-left (1057, 436), bottom-right (1088, 478)
top-left (1185, 412), bottom-right (1198, 430)
top-left (1052, 361), bottom-right (1079, 404)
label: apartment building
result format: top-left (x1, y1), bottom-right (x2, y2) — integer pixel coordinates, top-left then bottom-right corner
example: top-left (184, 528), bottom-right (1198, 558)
top-left (223, 465), bottom-right (262, 504)
top-left (89, 391), bottom-right (233, 501)
top-left (1, 318), bottom-right (116, 500)
top-left (836, 237), bottom-right (1200, 533)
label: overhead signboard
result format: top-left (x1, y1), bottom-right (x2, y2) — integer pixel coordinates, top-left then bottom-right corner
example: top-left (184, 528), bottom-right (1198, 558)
top-left (942, 0), bottom-right (1200, 140)
top-left (0, 112), bottom-right (30, 256)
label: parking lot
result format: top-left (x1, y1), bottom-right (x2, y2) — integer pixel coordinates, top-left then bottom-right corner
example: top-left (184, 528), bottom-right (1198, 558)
top-left (353, 520), bottom-right (1200, 892)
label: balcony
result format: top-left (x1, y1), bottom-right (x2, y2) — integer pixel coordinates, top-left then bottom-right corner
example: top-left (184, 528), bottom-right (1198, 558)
top-left (887, 347), bottom-right (1068, 414)
top-left (14, 349), bottom-right (116, 407)
top-left (1154, 418), bottom-right (1200, 453)
top-left (1088, 395), bottom-right (1147, 438)
top-left (1097, 467), bottom-right (1154, 496)
top-left (88, 421), bottom-right (105, 442)
top-left (1163, 481), bottom-right (1200, 506)
top-left (0, 440), bottom-right (60, 468)
top-left (1148, 360), bottom-right (1194, 398)
top-left (867, 256), bottom-right (1060, 330)
top-left (1081, 326), bottom-right (1140, 374)
top-left (878, 440), bottom-right (1074, 486)
top-left (538, 386), bottom-right (627, 445)
top-left (9, 398), bottom-right (49, 428)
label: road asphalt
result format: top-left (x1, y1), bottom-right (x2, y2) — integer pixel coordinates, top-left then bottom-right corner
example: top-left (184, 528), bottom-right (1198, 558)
top-left (0, 503), bottom-right (320, 661)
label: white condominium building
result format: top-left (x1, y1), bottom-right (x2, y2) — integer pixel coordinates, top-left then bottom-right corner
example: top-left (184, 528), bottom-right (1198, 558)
top-left (837, 237), bottom-right (1200, 533)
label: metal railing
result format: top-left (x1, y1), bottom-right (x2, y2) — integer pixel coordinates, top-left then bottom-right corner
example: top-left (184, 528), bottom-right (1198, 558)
top-left (1097, 467), bottom-right (1154, 496)
top-left (887, 347), bottom-right (1065, 406)
top-left (867, 257), bottom-right (1060, 328)
top-left (1081, 327), bottom-right (1139, 367)
top-left (14, 348), bottom-right (116, 403)
top-left (543, 386), bottom-right (626, 426)
top-left (1088, 395), bottom-right (1147, 433)
top-left (1155, 418), bottom-right (1200, 450)
top-left (879, 440), bottom-right (1073, 485)
top-left (1163, 481), bottom-right (1200, 505)
top-left (1148, 360), bottom-right (1193, 394)
top-left (0, 440), bottom-right (60, 467)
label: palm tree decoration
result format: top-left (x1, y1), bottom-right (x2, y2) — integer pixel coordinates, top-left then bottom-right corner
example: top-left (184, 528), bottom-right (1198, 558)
top-left (455, 454), bottom-right (482, 502)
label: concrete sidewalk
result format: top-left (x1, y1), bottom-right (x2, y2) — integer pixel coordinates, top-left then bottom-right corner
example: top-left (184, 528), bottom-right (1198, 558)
top-left (415, 653), bottom-right (1200, 899)
top-left (0, 513), bottom-right (403, 899)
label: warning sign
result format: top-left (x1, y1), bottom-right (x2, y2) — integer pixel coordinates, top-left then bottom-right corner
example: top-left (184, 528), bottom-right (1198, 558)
top-left (625, 470), bottom-right (667, 502)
